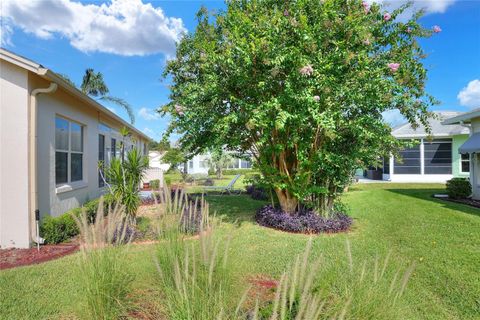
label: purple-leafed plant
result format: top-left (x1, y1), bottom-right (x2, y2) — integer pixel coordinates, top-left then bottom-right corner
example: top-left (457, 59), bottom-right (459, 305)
top-left (255, 205), bottom-right (352, 234)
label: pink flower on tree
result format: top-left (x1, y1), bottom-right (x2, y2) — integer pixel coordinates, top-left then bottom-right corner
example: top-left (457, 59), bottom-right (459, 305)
top-left (406, 27), bottom-right (412, 33)
top-left (299, 64), bottom-right (314, 76)
top-left (363, 38), bottom-right (371, 45)
top-left (387, 63), bottom-right (400, 73)
top-left (383, 12), bottom-right (391, 21)
top-left (284, 9), bottom-right (289, 17)
top-left (433, 25), bottom-right (442, 33)
top-left (313, 95), bottom-right (320, 102)
top-left (174, 104), bottom-right (185, 116)
top-left (362, 1), bottom-right (370, 13)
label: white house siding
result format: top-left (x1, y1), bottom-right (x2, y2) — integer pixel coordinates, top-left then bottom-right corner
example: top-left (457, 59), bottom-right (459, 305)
top-left (469, 118), bottom-right (480, 199)
top-left (0, 60), bottom-right (31, 248)
top-left (34, 78), bottom-right (148, 219)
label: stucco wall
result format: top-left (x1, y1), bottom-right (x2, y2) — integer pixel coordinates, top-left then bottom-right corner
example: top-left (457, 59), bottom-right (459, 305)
top-left (469, 119), bottom-right (480, 199)
top-left (33, 78), bottom-right (148, 218)
top-left (0, 60), bottom-right (30, 248)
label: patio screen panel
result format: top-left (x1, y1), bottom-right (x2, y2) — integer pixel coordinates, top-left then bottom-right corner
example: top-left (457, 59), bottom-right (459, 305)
top-left (394, 145), bottom-right (421, 174)
top-left (424, 139), bottom-right (452, 174)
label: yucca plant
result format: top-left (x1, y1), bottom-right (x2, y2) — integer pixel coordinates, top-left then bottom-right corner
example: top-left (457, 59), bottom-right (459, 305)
top-left (73, 199), bottom-right (134, 320)
top-left (103, 148), bottom-right (148, 219)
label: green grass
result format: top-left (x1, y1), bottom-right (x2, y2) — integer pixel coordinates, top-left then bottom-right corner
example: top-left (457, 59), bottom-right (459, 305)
top-left (1, 183), bottom-right (479, 319)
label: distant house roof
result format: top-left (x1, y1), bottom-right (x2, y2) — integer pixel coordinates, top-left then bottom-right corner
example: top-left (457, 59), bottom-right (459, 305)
top-left (442, 107), bottom-right (480, 125)
top-left (0, 47), bottom-right (151, 141)
top-left (392, 112), bottom-right (469, 138)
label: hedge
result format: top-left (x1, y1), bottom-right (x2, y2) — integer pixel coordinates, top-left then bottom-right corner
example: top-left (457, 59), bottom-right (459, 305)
top-left (40, 197), bottom-right (110, 244)
top-left (446, 178), bottom-right (471, 199)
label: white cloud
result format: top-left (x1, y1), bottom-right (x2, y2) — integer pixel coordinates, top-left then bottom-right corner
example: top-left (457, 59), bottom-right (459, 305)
top-left (367, 0), bottom-right (456, 17)
top-left (139, 107), bottom-right (160, 120)
top-left (383, 109), bottom-right (406, 128)
top-left (458, 79), bottom-right (480, 109)
top-left (1, 0), bottom-right (186, 56)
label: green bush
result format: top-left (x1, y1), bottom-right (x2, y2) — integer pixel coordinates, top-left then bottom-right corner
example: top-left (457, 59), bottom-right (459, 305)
top-left (165, 177), bottom-right (172, 186)
top-left (40, 213), bottom-right (79, 244)
top-left (150, 179), bottom-right (160, 189)
top-left (40, 197), bottom-right (114, 244)
top-left (446, 178), bottom-right (471, 199)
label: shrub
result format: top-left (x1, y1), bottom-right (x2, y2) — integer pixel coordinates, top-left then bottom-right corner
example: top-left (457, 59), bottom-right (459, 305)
top-left (446, 178), bottom-right (471, 199)
top-left (150, 179), bottom-right (160, 189)
top-left (40, 213), bottom-right (79, 244)
top-left (204, 178), bottom-right (214, 186)
top-left (165, 177), bottom-right (172, 187)
top-left (40, 198), bottom-right (114, 244)
top-left (255, 205), bottom-right (352, 234)
top-left (183, 174), bottom-right (194, 183)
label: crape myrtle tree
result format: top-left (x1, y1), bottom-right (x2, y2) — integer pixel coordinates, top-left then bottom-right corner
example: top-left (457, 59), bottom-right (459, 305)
top-left (161, 0), bottom-right (439, 215)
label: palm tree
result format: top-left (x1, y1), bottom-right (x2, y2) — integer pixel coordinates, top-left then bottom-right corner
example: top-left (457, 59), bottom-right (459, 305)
top-left (80, 68), bottom-right (135, 124)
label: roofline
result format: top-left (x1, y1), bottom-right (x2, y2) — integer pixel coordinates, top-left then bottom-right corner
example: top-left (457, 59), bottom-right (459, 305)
top-left (0, 48), bottom-right (151, 141)
top-left (392, 133), bottom-right (467, 139)
top-left (442, 108), bottom-right (480, 125)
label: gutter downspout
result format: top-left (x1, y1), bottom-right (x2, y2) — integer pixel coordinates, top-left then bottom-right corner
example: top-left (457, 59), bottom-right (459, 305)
top-left (29, 83), bottom-right (57, 246)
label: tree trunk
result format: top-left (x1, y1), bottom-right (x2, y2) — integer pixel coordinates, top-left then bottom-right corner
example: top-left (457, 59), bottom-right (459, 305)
top-left (216, 167), bottom-right (222, 179)
top-left (275, 188), bottom-right (298, 214)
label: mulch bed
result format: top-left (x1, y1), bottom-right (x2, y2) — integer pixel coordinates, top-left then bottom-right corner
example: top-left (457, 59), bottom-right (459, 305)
top-left (437, 196), bottom-right (480, 209)
top-left (256, 205), bottom-right (352, 234)
top-left (0, 243), bottom-right (78, 270)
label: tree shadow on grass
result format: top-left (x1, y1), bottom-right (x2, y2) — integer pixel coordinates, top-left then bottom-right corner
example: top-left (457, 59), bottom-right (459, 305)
top-left (199, 194), bottom-right (268, 226)
top-left (387, 187), bottom-right (480, 218)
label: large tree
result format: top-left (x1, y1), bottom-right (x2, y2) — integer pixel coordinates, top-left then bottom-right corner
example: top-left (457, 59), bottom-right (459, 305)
top-left (161, 0), bottom-right (438, 214)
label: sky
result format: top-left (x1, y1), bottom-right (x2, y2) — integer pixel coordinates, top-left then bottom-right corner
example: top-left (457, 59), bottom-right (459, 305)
top-left (1, 0), bottom-right (479, 140)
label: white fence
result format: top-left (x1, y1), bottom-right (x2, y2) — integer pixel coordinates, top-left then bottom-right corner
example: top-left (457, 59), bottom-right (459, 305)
top-left (142, 168), bottom-right (164, 187)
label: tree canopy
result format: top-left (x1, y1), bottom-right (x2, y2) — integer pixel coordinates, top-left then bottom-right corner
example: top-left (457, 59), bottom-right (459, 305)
top-left (162, 0), bottom-right (439, 214)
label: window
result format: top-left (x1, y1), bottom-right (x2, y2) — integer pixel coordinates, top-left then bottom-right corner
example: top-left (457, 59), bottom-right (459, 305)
top-left (424, 139), bottom-right (452, 174)
top-left (241, 159), bottom-right (252, 169)
top-left (188, 161), bottom-right (194, 169)
top-left (111, 138), bottom-right (117, 160)
top-left (394, 144), bottom-right (420, 174)
top-left (55, 117), bottom-right (84, 184)
top-left (461, 153), bottom-right (470, 173)
top-left (199, 160), bottom-right (208, 168)
top-left (99, 134), bottom-right (105, 187)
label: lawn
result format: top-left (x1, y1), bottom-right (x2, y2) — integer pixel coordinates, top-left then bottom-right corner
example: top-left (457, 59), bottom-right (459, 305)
top-left (1, 183), bottom-right (479, 319)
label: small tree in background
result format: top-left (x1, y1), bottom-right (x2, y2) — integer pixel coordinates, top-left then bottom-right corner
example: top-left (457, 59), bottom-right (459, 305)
top-left (162, 0), bottom-right (439, 215)
top-left (206, 149), bottom-right (233, 179)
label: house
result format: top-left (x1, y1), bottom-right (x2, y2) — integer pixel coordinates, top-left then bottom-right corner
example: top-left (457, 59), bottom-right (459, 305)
top-left (379, 112), bottom-right (470, 182)
top-left (148, 150), bottom-right (171, 172)
top-left (186, 153), bottom-right (253, 175)
top-left (0, 49), bottom-right (150, 248)
top-left (443, 109), bottom-right (480, 199)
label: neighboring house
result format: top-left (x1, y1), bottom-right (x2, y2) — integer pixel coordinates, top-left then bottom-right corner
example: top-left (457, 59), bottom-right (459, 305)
top-left (443, 109), bottom-right (480, 200)
top-left (148, 151), bottom-right (171, 171)
top-left (186, 153), bottom-right (253, 175)
top-left (0, 49), bottom-right (150, 248)
top-left (380, 112), bottom-right (470, 182)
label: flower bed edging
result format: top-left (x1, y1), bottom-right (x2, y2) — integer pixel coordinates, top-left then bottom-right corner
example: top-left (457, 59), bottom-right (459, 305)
top-left (255, 205), bottom-right (352, 234)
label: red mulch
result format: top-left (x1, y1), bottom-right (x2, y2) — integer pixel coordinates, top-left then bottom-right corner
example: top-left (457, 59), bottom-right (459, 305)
top-left (245, 274), bottom-right (278, 307)
top-left (0, 243), bottom-right (78, 270)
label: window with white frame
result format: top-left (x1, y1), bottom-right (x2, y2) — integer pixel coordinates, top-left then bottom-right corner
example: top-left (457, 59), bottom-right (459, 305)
top-left (461, 153), bottom-right (470, 173)
top-left (55, 117), bottom-right (84, 184)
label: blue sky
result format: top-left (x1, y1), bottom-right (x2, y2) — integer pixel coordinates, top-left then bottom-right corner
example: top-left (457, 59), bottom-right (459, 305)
top-left (1, 0), bottom-right (479, 139)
